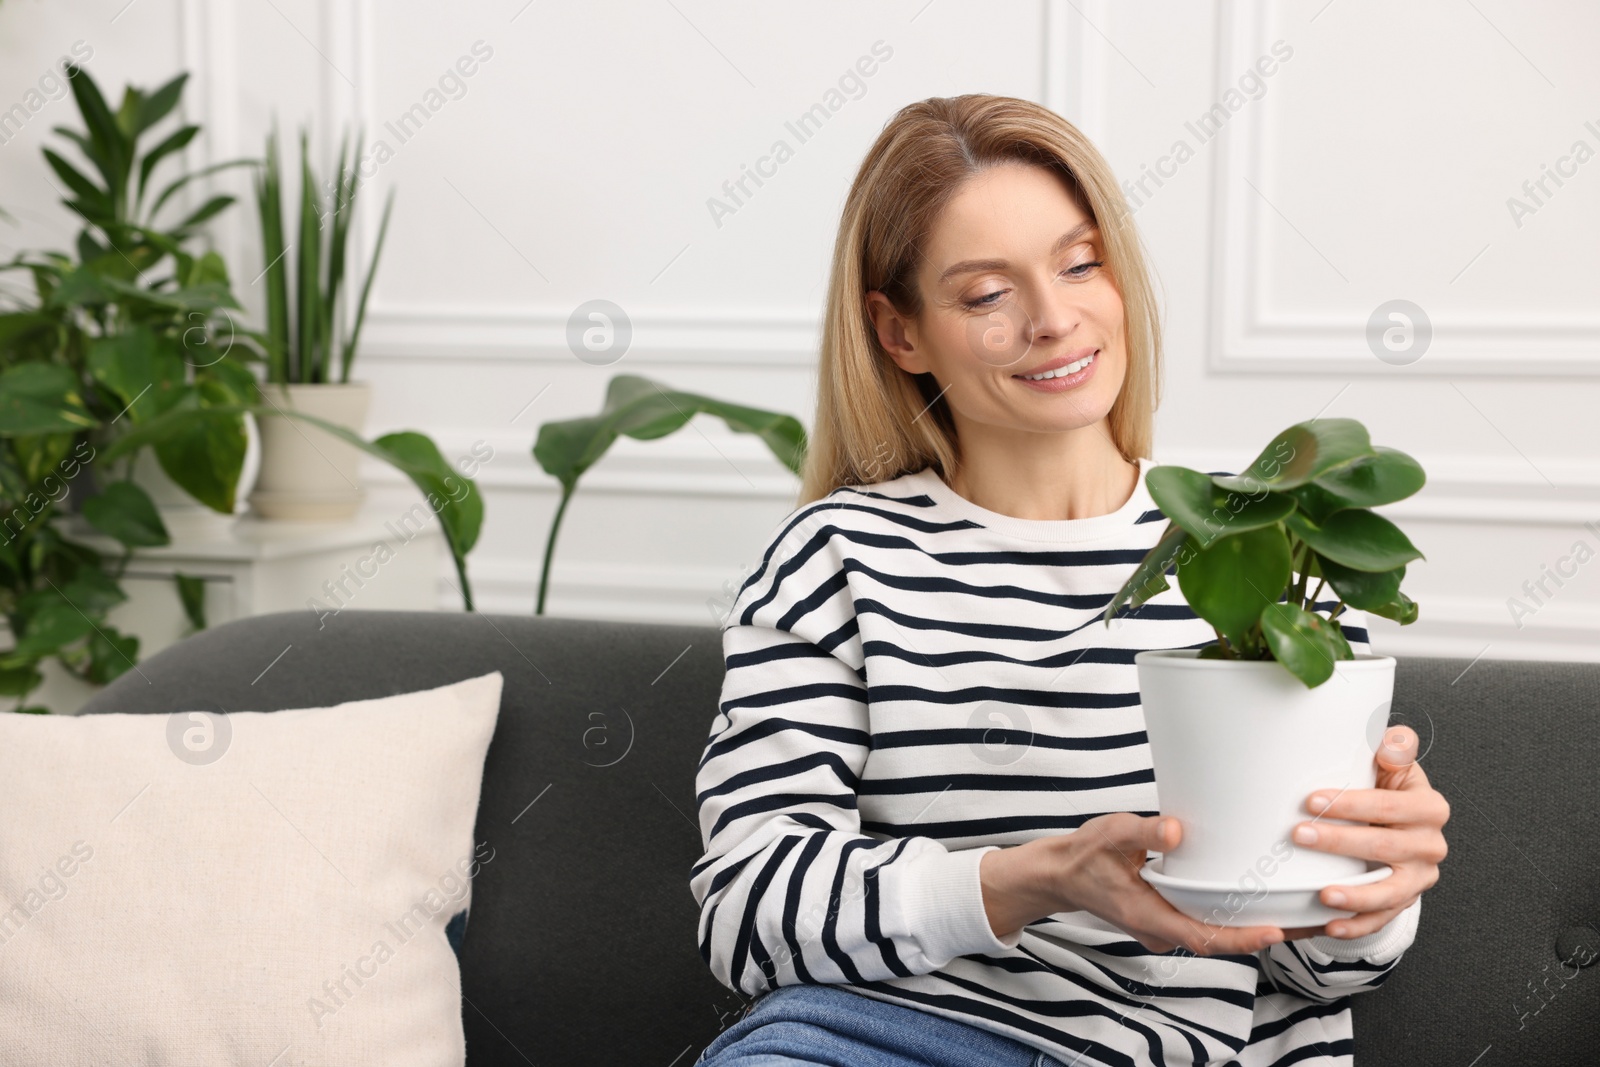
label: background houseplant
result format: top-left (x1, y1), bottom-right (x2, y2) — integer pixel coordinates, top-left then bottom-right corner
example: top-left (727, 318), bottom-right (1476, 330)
top-left (531, 373), bottom-right (805, 615)
top-left (0, 65), bottom-right (255, 711)
top-left (1103, 418), bottom-right (1427, 926)
top-left (0, 65), bottom-right (483, 714)
top-left (248, 124), bottom-right (394, 521)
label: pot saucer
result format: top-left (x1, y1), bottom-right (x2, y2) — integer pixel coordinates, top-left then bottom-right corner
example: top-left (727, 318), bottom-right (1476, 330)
top-left (1139, 854), bottom-right (1394, 928)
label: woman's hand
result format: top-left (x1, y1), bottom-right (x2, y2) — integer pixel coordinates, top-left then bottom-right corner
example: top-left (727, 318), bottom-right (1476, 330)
top-left (1277, 724), bottom-right (1450, 942)
top-left (981, 811), bottom-right (1289, 956)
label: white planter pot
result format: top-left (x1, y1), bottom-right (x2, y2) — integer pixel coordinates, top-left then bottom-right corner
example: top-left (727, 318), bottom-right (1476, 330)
top-left (1135, 648), bottom-right (1397, 928)
top-left (248, 382), bottom-right (370, 521)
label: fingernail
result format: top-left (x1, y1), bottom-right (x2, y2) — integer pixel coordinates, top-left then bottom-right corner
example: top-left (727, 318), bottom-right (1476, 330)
top-left (1261, 932), bottom-right (1282, 946)
top-left (1293, 825), bottom-right (1318, 844)
top-left (1325, 890), bottom-right (1347, 906)
top-left (1308, 795), bottom-right (1330, 812)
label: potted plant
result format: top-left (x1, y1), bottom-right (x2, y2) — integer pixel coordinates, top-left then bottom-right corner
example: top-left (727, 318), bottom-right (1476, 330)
top-left (1102, 417), bottom-right (1425, 927)
top-left (247, 125), bottom-right (394, 520)
top-left (0, 65), bottom-right (485, 717)
top-left (0, 64), bottom-right (260, 710)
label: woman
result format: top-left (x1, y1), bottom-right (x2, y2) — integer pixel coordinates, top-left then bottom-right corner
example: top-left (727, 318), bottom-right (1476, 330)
top-left (691, 94), bottom-right (1449, 1067)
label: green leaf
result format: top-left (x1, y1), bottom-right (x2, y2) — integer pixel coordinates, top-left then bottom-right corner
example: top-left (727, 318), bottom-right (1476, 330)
top-left (296, 129), bottom-right (323, 382)
top-left (1260, 601), bottom-right (1344, 688)
top-left (373, 429), bottom-right (484, 548)
top-left (1310, 446), bottom-right (1426, 509)
top-left (56, 569), bottom-right (128, 615)
top-left (4, 601), bottom-right (96, 663)
top-left (1213, 418), bottom-right (1375, 493)
top-left (82, 481), bottom-right (170, 548)
top-left (323, 133), bottom-right (354, 377)
top-left (136, 123), bottom-right (199, 204)
top-left (88, 327), bottom-right (188, 420)
top-left (172, 194), bottom-right (235, 234)
top-left (533, 374), bottom-right (806, 492)
top-left (50, 124), bottom-right (114, 194)
top-left (133, 72), bottom-right (188, 136)
top-left (95, 274), bottom-right (239, 313)
top-left (1286, 481), bottom-right (1348, 525)
top-left (9, 432), bottom-right (74, 489)
top-left (268, 415), bottom-right (483, 608)
top-left (1368, 590), bottom-right (1419, 626)
top-left (255, 126), bottom-right (290, 384)
top-left (85, 626), bottom-right (140, 685)
top-left (151, 390), bottom-right (247, 513)
top-left (0, 363), bottom-right (95, 435)
top-left (1103, 520), bottom-right (1188, 624)
top-left (1176, 524), bottom-right (1293, 645)
top-left (0, 312), bottom-right (59, 351)
top-left (64, 64), bottom-right (130, 214)
top-left (1313, 555), bottom-right (1403, 612)
top-left (1145, 464), bottom-right (1296, 544)
top-left (196, 353), bottom-right (258, 406)
top-left (0, 664), bottom-right (44, 697)
top-left (1287, 508), bottom-right (1425, 572)
top-left (42, 149), bottom-right (112, 220)
top-left (1329, 619), bottom-right (1356, 660)
top-left (174, 573), bottom-right (206, 631)
top-left (341, 186), bottom-right (393, 383)
top-left (147, 158), bottom-right (254, 225)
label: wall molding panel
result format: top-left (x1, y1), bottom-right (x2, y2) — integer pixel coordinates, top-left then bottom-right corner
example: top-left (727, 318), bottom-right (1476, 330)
top-left (1204, 0), bottom-right (1600, 377)
top-left (78, 0), bottom-right (1592, 665)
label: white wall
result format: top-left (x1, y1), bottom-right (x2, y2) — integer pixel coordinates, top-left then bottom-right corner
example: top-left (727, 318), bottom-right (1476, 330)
top-left (2, 0), bottom-right (1595, 662)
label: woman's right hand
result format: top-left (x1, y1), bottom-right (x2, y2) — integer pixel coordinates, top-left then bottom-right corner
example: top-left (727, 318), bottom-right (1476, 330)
top-left (979, 812), bottom-right (1288, 955)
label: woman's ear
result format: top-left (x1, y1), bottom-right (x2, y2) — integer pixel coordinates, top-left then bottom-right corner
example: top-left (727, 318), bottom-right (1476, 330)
top-left (865, 290), bottom-right (928, 375)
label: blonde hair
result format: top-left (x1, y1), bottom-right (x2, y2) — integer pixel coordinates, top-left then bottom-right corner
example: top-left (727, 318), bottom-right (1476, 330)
top-left (797, 93), bottom-right (1162, 505)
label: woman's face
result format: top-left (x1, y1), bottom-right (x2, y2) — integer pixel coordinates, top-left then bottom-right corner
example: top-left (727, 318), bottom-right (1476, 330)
top-left (868, 161), bottom-right (1127, 441)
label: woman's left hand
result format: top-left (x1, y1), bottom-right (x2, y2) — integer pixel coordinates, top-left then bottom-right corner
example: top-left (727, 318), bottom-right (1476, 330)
top-left (1278, 724), bottom-right (1450, 941)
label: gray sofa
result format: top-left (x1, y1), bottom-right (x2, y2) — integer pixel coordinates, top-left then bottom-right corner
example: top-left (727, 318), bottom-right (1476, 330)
top-left (81, 610), bottom-right (1600, 1065)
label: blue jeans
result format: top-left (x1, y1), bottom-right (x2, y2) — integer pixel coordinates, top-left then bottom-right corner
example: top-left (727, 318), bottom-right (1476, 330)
top-left (695, 983), bottom-right (1072, 1067)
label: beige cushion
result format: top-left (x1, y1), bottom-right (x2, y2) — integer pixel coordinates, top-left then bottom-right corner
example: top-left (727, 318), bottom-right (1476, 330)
top-left (0, 672), bottom-right (503, 1065)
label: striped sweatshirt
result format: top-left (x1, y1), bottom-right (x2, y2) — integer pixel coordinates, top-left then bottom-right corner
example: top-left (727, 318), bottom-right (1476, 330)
top-left (691, 456), bottom-right (1423, 1066)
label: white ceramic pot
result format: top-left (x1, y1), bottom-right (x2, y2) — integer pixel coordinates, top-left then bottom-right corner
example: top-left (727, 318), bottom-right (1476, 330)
top-left (1135, 648), bottom-right (1396, 927)
top-left (248, 382), bottom-right (370, 521)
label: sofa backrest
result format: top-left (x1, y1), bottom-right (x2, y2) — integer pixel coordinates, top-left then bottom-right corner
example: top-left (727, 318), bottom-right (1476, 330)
top-left (80, 611), bottom-right (1600, 1065)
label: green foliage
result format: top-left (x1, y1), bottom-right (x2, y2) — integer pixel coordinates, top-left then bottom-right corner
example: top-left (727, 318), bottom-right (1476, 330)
top-left (174, 572), bottom-right (206, 633)
top-left (1105, 417), bottom-right (1426, 688)
top-left (101, 404), bottom-right (483, 611)
top-left (531, 374), bottom-right (807, 614)
top-left (253, 125), bottom-right (393, 384)
top-left (0, 64), bottom-right (254, 711)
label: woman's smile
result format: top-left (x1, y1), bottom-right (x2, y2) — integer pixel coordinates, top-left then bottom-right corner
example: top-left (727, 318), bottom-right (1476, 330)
top-left (1011, 348), bottom-right (1099, 391)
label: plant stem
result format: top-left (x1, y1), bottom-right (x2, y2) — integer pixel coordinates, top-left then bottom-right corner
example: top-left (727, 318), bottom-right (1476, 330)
top-left (1290, 538), bottom-right (1310, 607)
top-left (1307, 576), bottom-right (1327, 612)
top-left (536, 485), bottom-right (574, 616)
top-left (449, 533), bottom-right (475, 612)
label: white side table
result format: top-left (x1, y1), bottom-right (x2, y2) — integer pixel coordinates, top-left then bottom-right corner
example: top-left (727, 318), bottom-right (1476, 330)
top-left (31, 507), bottom-right (445, 715)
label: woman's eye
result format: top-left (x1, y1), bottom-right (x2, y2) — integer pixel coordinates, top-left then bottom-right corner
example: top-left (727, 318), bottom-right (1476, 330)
top-left (960, 257), bottom-right (1103, 310)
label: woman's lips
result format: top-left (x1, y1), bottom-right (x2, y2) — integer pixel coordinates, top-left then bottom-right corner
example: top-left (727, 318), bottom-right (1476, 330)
top-left (1012, 350), bottom-right (1098, 391)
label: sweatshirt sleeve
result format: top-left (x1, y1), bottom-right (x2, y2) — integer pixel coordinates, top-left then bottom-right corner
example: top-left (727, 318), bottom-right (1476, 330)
top-left (690, 508), bottom-right (1021, 997)
top-left (1257, 605), bottom-right (1422, 1003)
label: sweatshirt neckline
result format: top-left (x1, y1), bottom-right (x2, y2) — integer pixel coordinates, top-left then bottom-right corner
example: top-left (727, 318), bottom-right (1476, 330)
top-left (904, 457), bottom-right (1155, 544)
